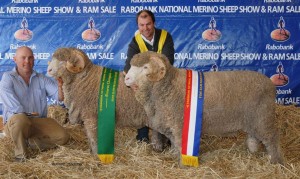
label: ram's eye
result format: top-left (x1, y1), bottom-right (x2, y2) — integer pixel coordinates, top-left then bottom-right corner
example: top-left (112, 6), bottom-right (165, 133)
top-left (143, 66), bottom-right (148, 69)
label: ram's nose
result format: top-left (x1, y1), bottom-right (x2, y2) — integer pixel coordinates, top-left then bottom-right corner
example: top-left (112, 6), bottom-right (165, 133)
top-left (124, 74), bottom-right (133, 86)
top-left (47, 68), bottom-right (54, 77)
top-left (124, 76), bottom-right (130, 86)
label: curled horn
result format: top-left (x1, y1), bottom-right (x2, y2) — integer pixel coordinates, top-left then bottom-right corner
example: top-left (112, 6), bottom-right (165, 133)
top-left (146, 56), bottom-right (167, 82)
top-left (66, 49), bottom-right (86, 73)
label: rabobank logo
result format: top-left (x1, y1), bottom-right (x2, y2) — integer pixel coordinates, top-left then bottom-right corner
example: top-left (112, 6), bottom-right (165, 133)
top-left (270, 16), bottom-right (290, 42)
top-left (82, 17), bottom-right (101, 42)
top-left (14, 17), bottom-right (33, 42)
top-left (270, 62), bottom-right (289, 87)
top-left (202, 16), bottom-right (222, 42)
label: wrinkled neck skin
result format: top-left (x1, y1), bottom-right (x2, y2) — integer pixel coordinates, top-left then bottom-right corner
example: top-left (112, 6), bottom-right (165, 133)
top-left (59, 71), bottom-right (75, 85)
top-left (134, 67), bottom-right (179, 120)
top-left (134, 82), bottom-right (152, 105)
top-left (152, 67), bottom-right (177, 103)
top-left (134, 78), bottom-right (154, 117)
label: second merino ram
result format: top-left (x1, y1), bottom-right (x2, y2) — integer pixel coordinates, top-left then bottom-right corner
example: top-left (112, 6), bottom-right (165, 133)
top-left (47, 48), bottom-right (165, 154)
top-left (125, 51), bottom-right (284, 165)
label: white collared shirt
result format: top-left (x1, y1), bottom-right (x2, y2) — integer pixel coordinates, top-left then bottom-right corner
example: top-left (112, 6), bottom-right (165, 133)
top-left (135, 30), bottom-right (155, 46)
top-left (0, 67), bottom-right (58, 124)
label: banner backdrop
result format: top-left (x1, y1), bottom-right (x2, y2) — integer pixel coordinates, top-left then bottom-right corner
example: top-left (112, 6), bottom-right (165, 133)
top-left (0, 0), bottom-right (300, 114)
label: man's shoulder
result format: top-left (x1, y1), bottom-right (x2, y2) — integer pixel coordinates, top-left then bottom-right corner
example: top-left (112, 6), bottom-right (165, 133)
top-left (34, 71), bottom-right (45, 77)
top-left (32, 71), bottom-right (54, 83)
top-left (2, 70), bottom-right (17, 79)
top-left (32, 72), bottom-right (56, 87)
top-left (155, 28), bottom-right (162, 33)
top-left (0, 71), bottom-right (16, 88)
top-left (32, 70), bottom-right (47, 77)
top-left (155, 28), bottom-right (172, 38)
top-left (3, 70), bottom-right (15, 76)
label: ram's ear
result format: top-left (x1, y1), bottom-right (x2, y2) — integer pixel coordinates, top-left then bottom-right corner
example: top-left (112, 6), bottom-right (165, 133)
top-left (147, 56), bottom-right (167, 82)
top-left (66, 50), bottom-right (85, 73)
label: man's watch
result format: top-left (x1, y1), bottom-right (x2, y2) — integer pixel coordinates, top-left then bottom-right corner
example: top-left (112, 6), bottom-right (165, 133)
top-left (58, 101), bottom-right (65, 108)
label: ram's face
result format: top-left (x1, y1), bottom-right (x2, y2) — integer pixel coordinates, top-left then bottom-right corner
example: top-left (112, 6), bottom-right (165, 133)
top-left (47, 57), bottom-right (65, 78)
top-left (125, 63), bottom-right (151, 87)
top-left (125, 55), bottom-right (167, 90)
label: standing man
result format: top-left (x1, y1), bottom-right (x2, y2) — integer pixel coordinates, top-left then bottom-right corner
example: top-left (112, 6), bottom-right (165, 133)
top-left (124, 10), bottom-right (175, 142)
top-left (0, 46), bottom-right (69, 162)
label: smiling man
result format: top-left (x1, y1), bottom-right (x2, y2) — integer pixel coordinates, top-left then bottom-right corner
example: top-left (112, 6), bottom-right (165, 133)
top-left (0, 46), bottom-right (69, 162)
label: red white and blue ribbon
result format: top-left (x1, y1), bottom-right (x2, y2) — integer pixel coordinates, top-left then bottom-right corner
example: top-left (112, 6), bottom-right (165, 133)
top-left (181, 70), bottom-right (204, 167)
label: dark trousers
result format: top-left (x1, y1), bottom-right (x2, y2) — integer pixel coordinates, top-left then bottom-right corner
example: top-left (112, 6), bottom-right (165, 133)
top-left (136, 126), bottom-right (149, 141)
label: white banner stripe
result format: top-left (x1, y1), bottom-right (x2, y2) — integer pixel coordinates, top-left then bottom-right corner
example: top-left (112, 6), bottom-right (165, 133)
top-left (187, 71), bottom-right (199, 155)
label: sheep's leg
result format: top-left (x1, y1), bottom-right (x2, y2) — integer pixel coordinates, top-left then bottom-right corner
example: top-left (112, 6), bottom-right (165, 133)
top-left (261, 133), bottom-right (284, 164)
top-left (68, 106), bottom-right (81, 124)
top-left (150, 130), bottom-right (170, 152)
top-left (150, 130), bottom-right (164, 152)
top-left (251, 101), bottom-right (284, 164)
top-left (170, 133), bottom-right (184, 165)
top-left (83, 119), bottom-right (97, 154)
top-left (246, 135), bottom-right (259, 153)
top-left (252, 126), bottom-right (284, 164)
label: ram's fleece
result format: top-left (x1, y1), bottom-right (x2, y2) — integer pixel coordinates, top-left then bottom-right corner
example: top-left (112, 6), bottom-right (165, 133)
top-left (125, 51), bottom-right (284, 165)
top-left (47, 48), bottom-right (161, 155)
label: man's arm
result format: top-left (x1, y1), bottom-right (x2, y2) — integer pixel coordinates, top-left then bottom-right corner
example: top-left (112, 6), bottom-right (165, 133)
top-left (162, 33), bottom-right (175, 65)
top-left (57, 77), bottom-right (64, 102)
top-left (0, 73), bottom-right (24, 118)
top-left (124, 38), bottom-right (140, 73)
top-left (43, 75), bottom-right (62, 102)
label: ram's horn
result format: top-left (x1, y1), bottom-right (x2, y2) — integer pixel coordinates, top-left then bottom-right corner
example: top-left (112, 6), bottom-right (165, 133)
top-left (147, 56), bottom-right (167, 82)
top-left (66, 50), bottom-right (85, 73)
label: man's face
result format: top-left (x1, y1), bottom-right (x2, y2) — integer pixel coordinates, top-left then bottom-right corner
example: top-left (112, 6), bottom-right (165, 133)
top-left (14, 47), bottom-right (34, 75)
top-left (137, 12), bottom-right (155, 41)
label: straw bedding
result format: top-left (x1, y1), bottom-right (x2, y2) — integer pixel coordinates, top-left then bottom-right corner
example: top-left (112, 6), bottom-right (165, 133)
top-left (0, 104), bottom-right (299, 178)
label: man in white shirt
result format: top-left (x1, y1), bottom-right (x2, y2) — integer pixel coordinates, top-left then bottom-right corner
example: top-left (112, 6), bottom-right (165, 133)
top-left (0, 46), bottom-right (69, 162)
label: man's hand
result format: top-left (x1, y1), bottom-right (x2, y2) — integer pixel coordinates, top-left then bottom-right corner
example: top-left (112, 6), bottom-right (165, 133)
top-left (57, 77), bottom-right (63, 88)
top-left (57, 77), bottom-right (64, 101)
top-left (25, 112), bottom-right (39, 116)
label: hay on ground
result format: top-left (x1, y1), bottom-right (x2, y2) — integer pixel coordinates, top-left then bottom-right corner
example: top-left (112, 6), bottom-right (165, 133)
top-left (0, 105), bottom-right (299, 178)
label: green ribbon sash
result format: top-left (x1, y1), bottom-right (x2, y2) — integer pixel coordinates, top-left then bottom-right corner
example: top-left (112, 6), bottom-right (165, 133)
top-left (97, 68), bottom-right (119, 164)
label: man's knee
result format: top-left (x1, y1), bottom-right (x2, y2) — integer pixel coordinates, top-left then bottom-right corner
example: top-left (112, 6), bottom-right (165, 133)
top-left (49, 118), bottom-right (70, 145)
top-left (57, 130), bottom-right (69, 145)
top-left (4, 113), bottom-right (31, 135)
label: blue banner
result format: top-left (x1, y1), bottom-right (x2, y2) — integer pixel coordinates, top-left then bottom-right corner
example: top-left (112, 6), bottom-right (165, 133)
top-left (0, 0), bottom-right (300, 111)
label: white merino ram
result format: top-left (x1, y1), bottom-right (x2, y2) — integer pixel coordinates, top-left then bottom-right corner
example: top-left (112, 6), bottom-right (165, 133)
top-left (47, 48), bottom-right (165, 155)
top-left (124, 51), bottom-right (284, 164)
